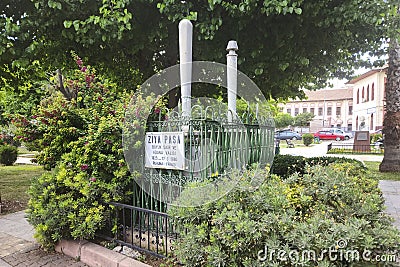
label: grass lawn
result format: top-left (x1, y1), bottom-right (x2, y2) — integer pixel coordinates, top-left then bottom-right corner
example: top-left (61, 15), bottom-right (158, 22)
top-left (0, 165), bottom-right (46, 214)
top-left (364, 161), bottom-right (400, 181)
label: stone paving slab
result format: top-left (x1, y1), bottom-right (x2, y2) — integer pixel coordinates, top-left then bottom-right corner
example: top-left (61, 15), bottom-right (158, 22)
top-left (0, 233), bottom-right (37, 258)
top-left (0, 211), bottom-right (87, 267)
top-left (2, 246), bottom-right (87, 267)
top-left (379, 180), bottom-right (400, 231)
top-left (1, 211), bottom-right (151, 266)
top-left (0, 212), bottom-right (35, 242)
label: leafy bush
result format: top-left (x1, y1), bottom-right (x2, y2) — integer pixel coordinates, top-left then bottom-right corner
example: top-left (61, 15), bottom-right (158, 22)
top-left (0, 144), bottom-right (18, 165)
top-left (270, 154), bottom-right (306, 178)
top-left (370, 133), bottom-right (383, 144)
top-left (169, 165), bottom-right (400, 266)
top-left (306, 156), bottom-right (365, 170)
top-left (13, 54), bottom-right (130, 170)
top-left (302, 133), bottom-right (313, 146)
top-left (21, 56), bottom-right (159, 248)
top-left (27, 114), bottom-right (131, 247)
top-left (0, 124), bottom-right (20, 147)
top-left (271, 154), bottom-right (365, 179)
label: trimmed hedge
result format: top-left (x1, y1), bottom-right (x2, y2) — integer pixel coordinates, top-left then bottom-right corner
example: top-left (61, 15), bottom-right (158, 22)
top-left (302, 133), bottom-right (314, 146)
top-left (0, 144), bottom-right (18, 166)
top-left (271, 154), bottom-right (365, 179)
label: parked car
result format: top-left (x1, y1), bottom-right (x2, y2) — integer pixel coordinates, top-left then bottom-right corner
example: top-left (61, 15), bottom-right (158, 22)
top-left (372, 129), bottom-right (383, 135)
top-left (323, 128), bottom-right (353, 140)
top-left (275, 130), bottom-right (302, 140)
top-left (314, 130), bottom-right (345, 141)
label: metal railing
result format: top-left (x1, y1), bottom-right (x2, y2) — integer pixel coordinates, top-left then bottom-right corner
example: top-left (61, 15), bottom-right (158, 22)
top-left (132, 106), bottom-right (275, 211)
top-left (98, 202), bottom-right (179, 258)
top-left (110, 105), bottom-right (275, 258)
top-left (327, 143), bottom-right (384, 154)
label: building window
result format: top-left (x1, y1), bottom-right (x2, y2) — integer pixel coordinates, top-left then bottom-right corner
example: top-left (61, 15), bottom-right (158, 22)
top-left (371, 83), bottom-right (375, 101)
top-left (286, 108), bottom-right (291, 115)
top-left (349, 106), bottom-right (353, 115)
top-left (357, 89), bottom-right (360, 104)
top-left (347, 124), bottom-right (352, 132)
top-left (318, 107), bottom-right (323, 116)
top-left (310, 108), bottom-right (315, 114)
top-left (303, 108), bottom-right (307, 113)
top-left (294, 108), bottom-right (299, 116)
top-left (336, 107), bottom-right (341, 116)
top-left (327, 107), bottom-right (332, 115)
top-left (362, 86), bottom-right (365, 100)
top-left (367, 85), bottom-right (370, 101)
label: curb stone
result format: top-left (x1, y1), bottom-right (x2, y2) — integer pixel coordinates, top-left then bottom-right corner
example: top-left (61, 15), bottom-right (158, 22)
top-left (56, 240), bottom-right (151, 267)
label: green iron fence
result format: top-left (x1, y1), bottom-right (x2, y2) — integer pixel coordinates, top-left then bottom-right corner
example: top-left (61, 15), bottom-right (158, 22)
top-left (132, 105), bottom-right (275, 211)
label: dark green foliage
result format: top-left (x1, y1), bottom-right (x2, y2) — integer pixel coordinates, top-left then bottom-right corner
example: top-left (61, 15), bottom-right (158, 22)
top-left (271, 154), bottom-right (365, 179)
top-left (302, 133), bottom-right (313, 146)
top-left (274, 113), bottom-right (294, 129)
top-left (270, 154), bottom-right (306, 178)
top-left (0, 0), bottom-right (397, 100)
top-left (0, 144), bottom-right (18, 166)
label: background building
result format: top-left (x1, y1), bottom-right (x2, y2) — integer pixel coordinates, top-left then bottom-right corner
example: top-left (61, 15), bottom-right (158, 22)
top-left (347, 67), bottom-right (387, 132)
top-left (283, 87), bottom-right (353, 132)
top-left (282, 67), bottom-right (387, 133)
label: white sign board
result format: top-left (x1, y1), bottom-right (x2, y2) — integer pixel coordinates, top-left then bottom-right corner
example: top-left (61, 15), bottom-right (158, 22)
top-left (367, 107), bottom-right (376, 114)
top-left (145, 132), bottom-right (185, 170)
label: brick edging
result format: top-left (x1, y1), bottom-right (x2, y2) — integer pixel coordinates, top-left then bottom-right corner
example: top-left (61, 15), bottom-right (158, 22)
top-left (55, 239), bottom-right (151, 267)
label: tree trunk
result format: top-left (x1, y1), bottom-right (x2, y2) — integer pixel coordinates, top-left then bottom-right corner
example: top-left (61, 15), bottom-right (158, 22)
top-left (379, 39), bottom-right (400, 172)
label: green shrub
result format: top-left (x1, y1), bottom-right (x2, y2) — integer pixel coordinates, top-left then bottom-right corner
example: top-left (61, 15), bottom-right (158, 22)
top-left (23, 56), bottom-right (159, 249)
top-left (0, 144), bottom-right (18, 165)
top-left (12, 53), bottom-right (133, 170)
top-left (169, 166), bottom-right (400, 266)
top-left (370, 133), bottom-right (383, 144)
top-left (302, 133), bottom-right (314, 146)
top-left (271, 154), bottom-right (365, 179)
top-left (270, 154), bottom-right (306, 178)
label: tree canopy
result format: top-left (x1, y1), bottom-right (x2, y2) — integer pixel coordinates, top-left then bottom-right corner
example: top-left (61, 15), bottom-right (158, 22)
top-left (0, 0), bottom-right (398, 100)
top-left (293, 112), bottom-right (315, 127)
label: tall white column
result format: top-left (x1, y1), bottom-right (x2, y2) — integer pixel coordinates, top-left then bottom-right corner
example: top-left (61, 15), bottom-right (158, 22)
top-left (179, 19), bottom-right (193, 118)
top-left (227, 40), bottom-right (238, 122)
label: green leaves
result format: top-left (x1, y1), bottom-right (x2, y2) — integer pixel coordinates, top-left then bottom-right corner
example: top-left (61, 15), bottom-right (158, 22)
top-left (23, 59), bottom-right (142, 248)
top-left (293, 112), bottom-right (314, 127)
top-left (47, 0), bottom-right (62, 10)
top-left (170, 163), bottom-right (400, 266)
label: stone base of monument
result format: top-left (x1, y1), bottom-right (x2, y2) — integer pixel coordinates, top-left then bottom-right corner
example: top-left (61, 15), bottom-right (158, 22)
top-left (353, 131), bottom-right (371, 152)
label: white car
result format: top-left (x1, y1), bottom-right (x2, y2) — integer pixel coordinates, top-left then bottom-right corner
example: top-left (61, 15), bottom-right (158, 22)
top-left (322, 128), bottom-right (353, 140)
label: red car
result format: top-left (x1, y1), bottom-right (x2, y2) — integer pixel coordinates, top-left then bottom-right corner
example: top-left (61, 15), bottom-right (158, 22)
top-left (314, 130), bottom-right (345, 141)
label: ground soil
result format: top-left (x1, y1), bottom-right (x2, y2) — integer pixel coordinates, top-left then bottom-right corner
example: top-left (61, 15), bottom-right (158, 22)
top-left (0, 200), bottom-right (27, 215)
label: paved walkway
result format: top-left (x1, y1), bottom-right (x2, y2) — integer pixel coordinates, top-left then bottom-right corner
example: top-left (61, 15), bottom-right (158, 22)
top-left (15, 155), bottom-right (37, 165)
top-left (379, 180), bottom-right (400, 231)
top-left (0, 211), bottom-right (87, 267)
top-left (280, 141), bottom-right (384, 162)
